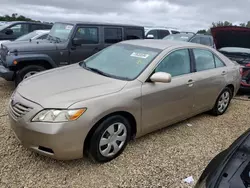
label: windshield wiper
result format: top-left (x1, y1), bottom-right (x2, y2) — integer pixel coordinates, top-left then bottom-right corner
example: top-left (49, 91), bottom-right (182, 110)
top-left (54, 36), bottom-right (62, 43)
top-left (86, 67), bottom-right (112, 77)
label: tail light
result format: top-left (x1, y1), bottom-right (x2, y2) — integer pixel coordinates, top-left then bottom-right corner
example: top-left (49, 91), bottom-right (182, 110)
top-left (240, 67), bottom-right (243, 75)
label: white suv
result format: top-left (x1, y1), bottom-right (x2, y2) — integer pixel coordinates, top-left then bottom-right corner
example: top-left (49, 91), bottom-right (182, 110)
top-left (145, 27), bottom-right (180, 39)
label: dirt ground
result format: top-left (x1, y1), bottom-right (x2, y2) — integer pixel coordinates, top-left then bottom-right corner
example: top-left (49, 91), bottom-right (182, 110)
top-left (0, 78), bottom-right (250, 188)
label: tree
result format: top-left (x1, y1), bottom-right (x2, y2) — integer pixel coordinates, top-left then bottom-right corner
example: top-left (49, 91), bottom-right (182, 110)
top-left (212, 21), bottom-right (232, 28)
top-left (0, 13), bottom-right (38, 22)
top-left (240, 23), bottom-right (246, 27)
top-left (197, 29), bottom-right (207, 34)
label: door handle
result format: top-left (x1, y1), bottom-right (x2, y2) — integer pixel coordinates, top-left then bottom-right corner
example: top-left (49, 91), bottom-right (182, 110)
top-left (187, 79), bottom-right (195, 86)
top-left (221, 71), bottom-right (227, 75)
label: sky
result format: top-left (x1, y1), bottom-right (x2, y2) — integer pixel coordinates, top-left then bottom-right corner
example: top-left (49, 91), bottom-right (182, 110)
top-left (0, 0), bottom-right (249, 32)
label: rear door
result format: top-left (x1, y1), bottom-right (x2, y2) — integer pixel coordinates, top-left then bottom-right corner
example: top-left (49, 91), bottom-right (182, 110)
top-left (190, 48), bottom-right (227, 113)
top-left (69, 25), bottom-right (100, 63)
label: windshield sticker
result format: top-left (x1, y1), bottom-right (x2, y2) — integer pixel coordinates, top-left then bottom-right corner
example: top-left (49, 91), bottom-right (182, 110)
top-left (136, 59), bottom-right (144, 65)
top-left (181, 36), bottom-right (189, 39)
top-left (65, 25), bottom-right (73, 30)
top-left (130, 52), bottom-right (149, 59)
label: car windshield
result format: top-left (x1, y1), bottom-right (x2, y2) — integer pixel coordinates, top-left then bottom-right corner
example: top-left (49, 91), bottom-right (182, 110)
top-left (0, 23), bottom-right (10, 31)
top-left (15, 31), bottom-right (38, 41)
top-left (47, 23), bottom-right (73, 42)
top-left (82, 43), bottom-right (161, 80)
top-left (163, 34), bottom-right (194, 41)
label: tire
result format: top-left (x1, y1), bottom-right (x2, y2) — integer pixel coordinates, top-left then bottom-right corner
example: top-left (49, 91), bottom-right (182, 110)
top-left (211, 87), bottom-right (233, 116)
top-left (15, 65), bottom-right (46, 86)
top-left (88, 115), bottom-right (131, 163)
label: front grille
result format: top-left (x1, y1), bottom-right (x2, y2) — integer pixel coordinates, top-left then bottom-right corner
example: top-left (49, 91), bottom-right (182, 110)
top-left (9, 102), bottom-right (32, 119)
top-left (0, 45), bottom-right (8, 62)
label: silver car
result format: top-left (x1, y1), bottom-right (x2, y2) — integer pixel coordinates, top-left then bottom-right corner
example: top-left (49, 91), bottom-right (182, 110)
top-left (8, 40), bottom-right (241, 162)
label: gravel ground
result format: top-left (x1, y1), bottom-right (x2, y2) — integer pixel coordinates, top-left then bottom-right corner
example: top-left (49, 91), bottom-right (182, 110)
top-left (0, 78), bottom-right (250, 188)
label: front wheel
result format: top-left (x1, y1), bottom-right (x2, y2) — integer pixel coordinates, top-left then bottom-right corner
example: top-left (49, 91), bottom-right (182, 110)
top-left (211, 87), bottom-right (232, 116)
top-left (15, 65), bottom-right (46, 86)
top-left (88, 115), bottom-right (131, 163)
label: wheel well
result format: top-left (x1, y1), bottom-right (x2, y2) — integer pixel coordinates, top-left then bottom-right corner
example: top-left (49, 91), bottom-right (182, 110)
top-left (16, 60), bottom-right (53, 70)
top-left (83, 111), bottom-right (137, 152)
top-left (226, 84), bottom-right (234, 95)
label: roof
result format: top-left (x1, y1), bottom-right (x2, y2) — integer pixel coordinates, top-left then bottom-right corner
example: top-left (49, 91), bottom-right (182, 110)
top-left (121, 39), bottom-right (206, 50)
top-left (55, 21), bottom-right (144, 28)
top-left (7, 21), bottom-right (52, 25)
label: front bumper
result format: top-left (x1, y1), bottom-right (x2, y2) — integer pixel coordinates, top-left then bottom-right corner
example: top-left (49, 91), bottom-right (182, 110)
top-left (8, 92), bottom-right (90, 160)
top-left (0, 60), bottom-right (14, 81)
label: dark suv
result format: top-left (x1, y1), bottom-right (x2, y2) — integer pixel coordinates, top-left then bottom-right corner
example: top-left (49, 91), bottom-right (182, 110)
top-left (163, 32), bottom-right (216, 48)
top-left (0, 21), bottom-right (145, 85)
top-left (0, 21), bottom-right (52, 41)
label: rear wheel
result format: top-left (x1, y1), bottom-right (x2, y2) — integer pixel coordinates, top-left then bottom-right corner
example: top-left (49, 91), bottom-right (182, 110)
top-left (15, 65), bottom-right (46, 86)
top-left (211, 87), bottom-right (232, 116)
top-left (88, 115), bottom-right (131, 163)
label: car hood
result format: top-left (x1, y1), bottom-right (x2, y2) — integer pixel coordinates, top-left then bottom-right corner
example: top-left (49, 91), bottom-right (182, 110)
top-left (2, 39), bottom-right (57, 53)
top-left (0, 40), bottom-right (10, 45)
top-left (211, 26), bottom-right (250, 49)
top-left (17, 64), bottom-right (128, 108)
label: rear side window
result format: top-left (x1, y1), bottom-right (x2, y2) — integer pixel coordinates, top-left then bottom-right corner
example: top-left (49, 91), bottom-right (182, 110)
top-left (146, 30), bottom-right (158, 39)
top-left (43, 25), bottom-right (52, 29)
top-left (31, 24), bottom-right (44, 31)
top-left (190, 37), bottom-right (201, 44)
top-left (200, 37), bottom-right (212, 46)
top-left (104, 28), bottom-right (122, 44)
top-left (193, 49), bottom-right (215, 71)
top-left (171, 30), bottom-right (180, 34)
top-left (74, 27), bottom-right (99, 44)
top-left (214, 55), bottom-right (225, 68)
top-left (158, 30), bottom-right (170, 39)
top-left (125, 28), bottom-right (144, 40)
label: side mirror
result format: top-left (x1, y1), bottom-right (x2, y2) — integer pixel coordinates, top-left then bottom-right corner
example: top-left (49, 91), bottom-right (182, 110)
top-left (5, 28), bottom-right (13, 35)
top-left (146, 34), bottom-right (154, 39)
top-left (150, 72), bottom-right (171, 83)
top-left (72, 38), bottom-right (84, 46)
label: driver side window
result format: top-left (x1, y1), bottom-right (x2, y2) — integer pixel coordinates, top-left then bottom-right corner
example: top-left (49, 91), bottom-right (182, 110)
top-left (155, 49), bottom-right (191, 77)
top-left (9, 24), bottom-right (29, 37)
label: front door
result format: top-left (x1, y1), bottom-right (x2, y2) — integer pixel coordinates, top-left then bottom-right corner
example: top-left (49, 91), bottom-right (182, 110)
top-left (69, 26), bottom-right (101, 63)
top-left (2, 23), bottom-right (30, 40)
top-left (141, 49), bottom-right (195, 133)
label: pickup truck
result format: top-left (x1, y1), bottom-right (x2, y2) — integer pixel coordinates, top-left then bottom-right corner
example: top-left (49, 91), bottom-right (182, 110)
top-left (0, 21), bottom-right (145, 85)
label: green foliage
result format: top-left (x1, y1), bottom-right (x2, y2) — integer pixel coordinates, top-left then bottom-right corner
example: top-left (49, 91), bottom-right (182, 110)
top-left (197, 20), bottom-right (250, 34)
top-left (0, 13), bottom-right (40, 22)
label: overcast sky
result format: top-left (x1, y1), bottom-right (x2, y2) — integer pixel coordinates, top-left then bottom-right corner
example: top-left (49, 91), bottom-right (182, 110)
top-left (0, 0), bottom-right (249, 31)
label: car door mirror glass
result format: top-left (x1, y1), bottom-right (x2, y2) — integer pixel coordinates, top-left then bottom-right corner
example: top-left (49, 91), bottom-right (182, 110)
top-left (150, 72), bottom-right (171, 83)
top-left (5, 28), bottom-right (13, 35)
top-left (146, 34), bottom-right (154, 39)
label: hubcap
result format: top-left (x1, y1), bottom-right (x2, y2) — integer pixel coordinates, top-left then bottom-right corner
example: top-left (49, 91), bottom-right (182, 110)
top-left (217, 91), bottom-right (230, 113)
top-left (23, 71), bottom-right (39, 79)
top-left (99, 122), bottom-right (127, 157)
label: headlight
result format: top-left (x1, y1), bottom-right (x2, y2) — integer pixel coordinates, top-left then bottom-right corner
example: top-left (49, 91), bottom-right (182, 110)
top-left (32, 108), bottom-right (87, 122)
